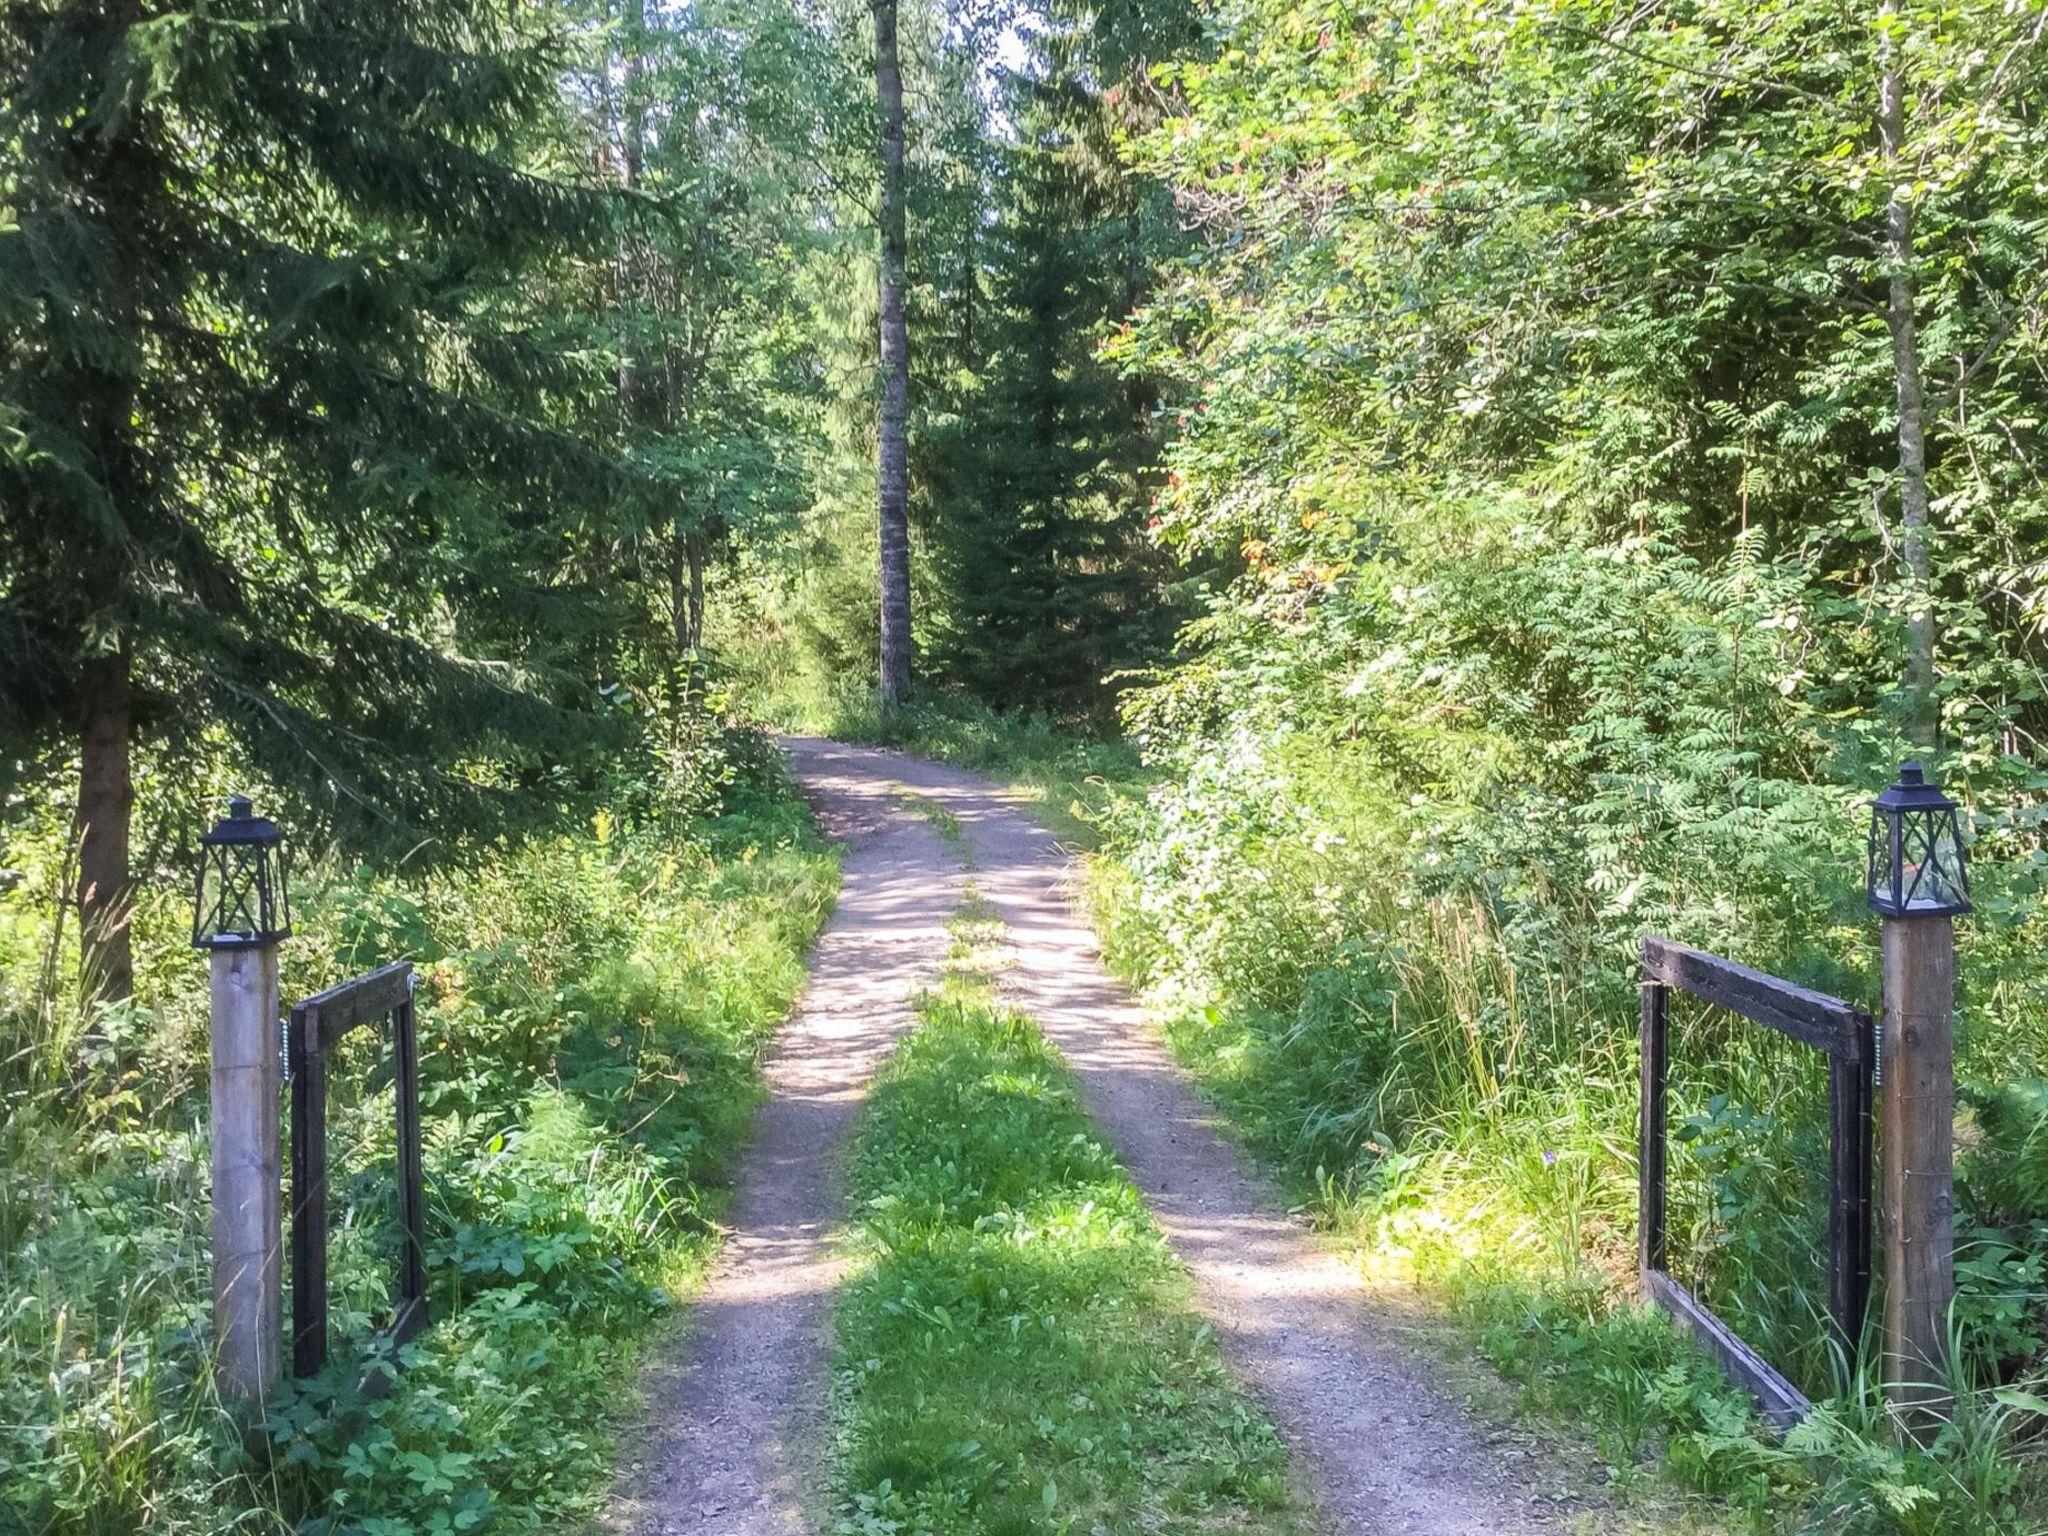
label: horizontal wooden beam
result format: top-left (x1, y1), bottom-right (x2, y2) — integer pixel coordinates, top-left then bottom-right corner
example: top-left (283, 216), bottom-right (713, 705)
top-left (294, 961), bottom-right (413, 1053)
top-left (1641, 936), bottom-right (1868, 1062)
top-left (1645, 1269), bottom-right (1812, 1432)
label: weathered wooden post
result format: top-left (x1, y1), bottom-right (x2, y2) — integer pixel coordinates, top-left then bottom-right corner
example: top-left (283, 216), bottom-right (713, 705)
top-left (193, 796), bottom-right (293, 1406)
top-left (1864, 761), bottom-right (1969, 1434)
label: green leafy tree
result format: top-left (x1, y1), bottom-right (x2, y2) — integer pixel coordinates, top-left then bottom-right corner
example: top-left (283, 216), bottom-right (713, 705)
top-left (1115, 0), bottom-right (2048, 808)
top-left (590, 0), bottom-right (836, 671)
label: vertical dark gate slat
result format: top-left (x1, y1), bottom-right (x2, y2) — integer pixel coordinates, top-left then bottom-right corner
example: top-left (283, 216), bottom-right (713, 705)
top-left (1854, 1013), bottom-right (1876, 1349)
top-left (393, 991), bottom-right (428, 1336)
top-left (1639, 977), bottom-right (1669, 1278)
top-left (1824, 1019), bottom-right (1878, 1374)
top-left (1827, 1053), bottom-right (1859, 1365)
top-left (289, 1005), bottom-right (329, 1378)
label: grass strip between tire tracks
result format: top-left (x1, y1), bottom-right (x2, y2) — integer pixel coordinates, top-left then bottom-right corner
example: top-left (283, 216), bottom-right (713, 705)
top-left (829, 904), bottom-right (1319, 1536)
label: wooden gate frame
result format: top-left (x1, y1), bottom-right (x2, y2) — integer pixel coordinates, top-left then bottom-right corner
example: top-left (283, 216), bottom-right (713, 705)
top-left (288, 960), bottom-right (428, 1378)
top-left (1639, 936), bottom-right (1874, 1428)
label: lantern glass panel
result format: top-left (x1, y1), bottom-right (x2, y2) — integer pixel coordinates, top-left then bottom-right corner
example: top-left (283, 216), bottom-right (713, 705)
top-left (1898, 807), bottom-right (1967, 914)
top-left (1866, 816), bottom-right (1896, 908)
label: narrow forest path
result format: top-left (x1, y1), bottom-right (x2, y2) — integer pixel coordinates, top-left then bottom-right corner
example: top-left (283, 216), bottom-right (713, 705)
top-left (612, 737), bottom-right (1584, 1536)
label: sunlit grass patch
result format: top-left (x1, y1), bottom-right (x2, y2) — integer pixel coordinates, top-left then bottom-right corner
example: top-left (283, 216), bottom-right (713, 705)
top-left (830, 971), bottom-right (1315, 1536)
top-left (895, 791), bottom-right (965, 848)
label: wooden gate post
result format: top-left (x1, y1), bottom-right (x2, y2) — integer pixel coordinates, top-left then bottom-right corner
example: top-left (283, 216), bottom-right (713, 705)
top-left (1879, 915), bottom-right (1955, 1432)
top-left (1866, 762), bottom-right (1969, 1437)
top-left (194, 796), bottom-right (293, 1406)
top-left (209, 941), bottom-right (283, 1403)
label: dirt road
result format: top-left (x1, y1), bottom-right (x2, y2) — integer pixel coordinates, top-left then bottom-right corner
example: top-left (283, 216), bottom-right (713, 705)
top-left (612, 737), bottom-right (1578, 1536)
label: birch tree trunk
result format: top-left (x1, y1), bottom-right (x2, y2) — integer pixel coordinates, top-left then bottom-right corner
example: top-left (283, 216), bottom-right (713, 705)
top-left (1879, 9), bottom-right (1937, 746)
top-left (873, 0), bottom-right (913, 705)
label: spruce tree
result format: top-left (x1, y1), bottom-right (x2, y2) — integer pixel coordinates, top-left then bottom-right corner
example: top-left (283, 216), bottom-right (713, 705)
top-left (0, 0), bottom-right (635, 1001)
top-left (931, 0), bottom-right (1194, 719)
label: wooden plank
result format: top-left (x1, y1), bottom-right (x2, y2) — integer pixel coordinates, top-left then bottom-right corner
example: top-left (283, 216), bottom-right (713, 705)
top-left (1827, 1052), bottom-right (1854, 1361)
top-left (288, 1008), bottom-right (329, 1378)
top-left (1639, 980), bottom-right (1669, 1278)
top-left (1645, 1269), bottom-right (1813, 1432)
top-left (1827, 1050), bottom-right (1875, 1378)
top-left (1641, 937), bottom-right (1867, 1061)
top-left (299, 961), bottom-right (414, 1052)
top-left (1853, 1013), bottom-right (1875, 1349)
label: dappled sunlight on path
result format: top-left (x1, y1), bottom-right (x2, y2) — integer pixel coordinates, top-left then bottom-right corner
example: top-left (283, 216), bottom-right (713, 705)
top-left (613, 737), bottom-right (1590, 1536)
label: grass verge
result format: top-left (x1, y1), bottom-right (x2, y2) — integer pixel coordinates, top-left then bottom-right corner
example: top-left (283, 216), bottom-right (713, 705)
top-left (1086, 844), bottom-right (2048, 1535)
top-left (829, 920), bottom-right (1316, 1536)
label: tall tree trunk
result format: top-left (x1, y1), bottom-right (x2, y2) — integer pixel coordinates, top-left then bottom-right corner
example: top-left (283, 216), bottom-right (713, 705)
top-left (873, 0), bottom-right (913, 705)
top-left (1879, 16), bottom-right (1937, 746)
top-left (687, 534), bottom-right (705, 652)
top-left (77, 643), bottom-right (134, 1008)
top-left (672, 526), bottom-right (706, 653)
top-left (616, 0), bottom-right (648, 411)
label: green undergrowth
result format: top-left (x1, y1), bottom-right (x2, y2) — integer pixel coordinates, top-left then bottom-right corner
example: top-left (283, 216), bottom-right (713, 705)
top-left (828, 911), bottom-right (1315, 1536)
top-left (0, 732), bottom-right (837, 1535)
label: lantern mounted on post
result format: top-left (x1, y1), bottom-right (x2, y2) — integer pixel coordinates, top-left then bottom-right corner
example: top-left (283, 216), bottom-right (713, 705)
top-left (1865, 762), bottom-right (1970, 919)
top-left (193, 795), bottom-right (292, 950)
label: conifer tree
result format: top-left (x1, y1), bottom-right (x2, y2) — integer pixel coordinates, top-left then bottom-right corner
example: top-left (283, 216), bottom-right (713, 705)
top-left (0, 0), bottom-right (636, 1002)
top-left (931, 0), bottom-right (1194, 718)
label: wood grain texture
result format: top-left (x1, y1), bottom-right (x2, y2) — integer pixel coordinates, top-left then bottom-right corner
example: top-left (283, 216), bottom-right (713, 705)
top-left (1645, 1270), bottom-right (1812, 1431)
top-left (1641, 936), bottom-right (1868, 1061)
top-left (1880, 916), bottom-right (1955, 1433)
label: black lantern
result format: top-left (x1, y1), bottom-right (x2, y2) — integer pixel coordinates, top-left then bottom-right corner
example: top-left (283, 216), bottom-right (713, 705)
top-left (1866, 762), bottom-right (1971, 918)
top-left (192, 795), bottom-right (293, 949)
